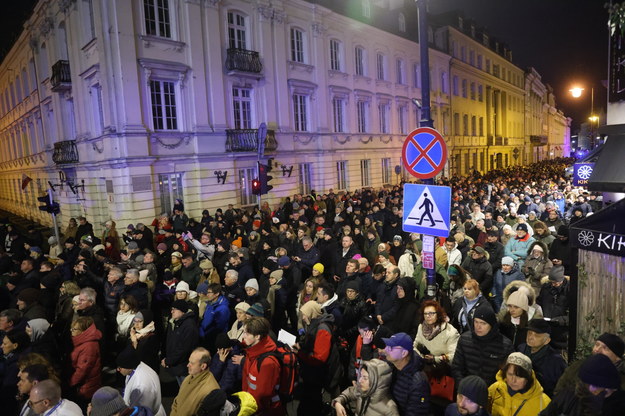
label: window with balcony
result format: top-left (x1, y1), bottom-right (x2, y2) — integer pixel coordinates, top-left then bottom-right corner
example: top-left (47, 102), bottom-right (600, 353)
top-left (355, 46), bottom-right (366, 76)
top-left (360, 159), bottom-right (371, 187)
top-left (150, 80), bottom-right (178, 130)
top-left (332, 97), bottom-right (345, 133)
top-left (228, 11), bottom-right (247, 50)
top-left (290, 28), bottom-right (305, 63)
top-left (330, 39), bottom-right (342, 71)
top-left (232, 87), bottom-right (253, 129)
top-left (471, 116), bottom-right (476, 136)
top-left (144, 0), bottom-right (171, 38)
top-left (293, 93), bottom-right (308, 132)
top-left (479, 117), bottom-right (484, 136)
top-left (463, 114), bottom-right (468, 135)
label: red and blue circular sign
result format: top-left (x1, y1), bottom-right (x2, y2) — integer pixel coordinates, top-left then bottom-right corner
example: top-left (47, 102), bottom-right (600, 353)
top-left (401, 127), bottom-right (448, 179)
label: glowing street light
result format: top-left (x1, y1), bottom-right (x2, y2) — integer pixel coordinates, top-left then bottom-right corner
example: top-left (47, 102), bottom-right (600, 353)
top-left (569, 87), bottom-right (584, 98)
top-left (570, 85), bottom-right (598, 148)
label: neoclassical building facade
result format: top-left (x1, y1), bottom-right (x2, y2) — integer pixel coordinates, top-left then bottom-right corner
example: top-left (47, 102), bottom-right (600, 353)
top-left (0, 0), bottom-right (569, 234)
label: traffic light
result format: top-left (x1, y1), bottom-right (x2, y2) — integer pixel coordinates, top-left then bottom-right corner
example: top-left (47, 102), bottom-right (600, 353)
top-left (37, 192), bottom-right (61, 214)
top-left (258, 162), bottom-right (273, 195)
top-left (251, 178), bottom-right (261, 195)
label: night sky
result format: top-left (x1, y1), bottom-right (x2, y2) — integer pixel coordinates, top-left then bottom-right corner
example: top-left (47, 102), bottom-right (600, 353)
top-left (0, 0), bottom-right (609, 131)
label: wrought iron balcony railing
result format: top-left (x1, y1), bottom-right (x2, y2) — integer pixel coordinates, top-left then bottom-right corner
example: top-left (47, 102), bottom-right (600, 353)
top-left (225, 48), bottom-right (263, 73)
top-left (225, 129), bottom-right (277, 152)
top-left (52, 140), bottom-right (79, 164)
top-left (50, 60), bottom-right (71, 91)
top-left (530, 135), bottom-right (548, 146)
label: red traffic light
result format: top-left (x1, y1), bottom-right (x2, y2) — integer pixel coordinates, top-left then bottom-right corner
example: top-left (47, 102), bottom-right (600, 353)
top-left (251, 178), bottom-right (261, 195)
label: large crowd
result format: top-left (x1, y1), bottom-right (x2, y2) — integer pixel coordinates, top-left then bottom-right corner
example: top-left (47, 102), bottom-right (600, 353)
top-left (1, 157), bottom-right (624, 416)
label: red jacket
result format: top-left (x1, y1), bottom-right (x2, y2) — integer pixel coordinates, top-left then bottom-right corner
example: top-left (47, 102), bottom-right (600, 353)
top-left (70, 323), bottom-right (102, 399)
top-left (242, 336), bottom-right (282, 416)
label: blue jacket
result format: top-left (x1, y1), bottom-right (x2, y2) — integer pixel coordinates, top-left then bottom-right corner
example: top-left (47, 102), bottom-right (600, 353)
top-left (504, 236), bottom-right (535, 269)
top-left (209, 343), bottom-right (243, 394)
top-left (200, 295), bottom-right (231, 338)
top-left (391, 352), bottom-right (430, 416)
top-left (492, 265), bottom-right (525, 310)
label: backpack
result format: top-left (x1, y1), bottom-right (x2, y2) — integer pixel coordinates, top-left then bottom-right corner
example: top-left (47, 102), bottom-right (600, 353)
top-left (256, 341), bottom-right (299, 402)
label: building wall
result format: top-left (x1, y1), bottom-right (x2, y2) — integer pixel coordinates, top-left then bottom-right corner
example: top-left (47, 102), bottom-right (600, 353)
top-left (0, 0), bottom-right (569, 236)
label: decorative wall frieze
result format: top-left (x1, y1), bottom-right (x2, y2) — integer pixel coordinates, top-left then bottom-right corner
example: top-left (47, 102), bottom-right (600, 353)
top-left (39, 17), bottom-right (54, 39)
top-left (359, 136), bottom-right (374, 144)
top-left (293, 135), bottom-right (318, 145)
top-left (334, 135), bottom-right (351, 145)
top-left (258, 5), bottom-right (286, 24)
top-left (311, 22), bottom-right (327, 37)
top-left (150, 133), bottom-right (191, 149)
top-left (380, 136), bottom-right (393, 144)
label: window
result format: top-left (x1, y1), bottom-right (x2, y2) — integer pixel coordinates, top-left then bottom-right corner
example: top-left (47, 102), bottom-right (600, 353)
top-left (293, 93), bottom-right (308, 131)
top-left (413, 63), bottom-right (421, 88)
top-left (461, 79), bottom-right (467, 98)
top-left (376, 53), bottom-right (386, 80)
top-left (330, 39), bottom-right (341, 71)
top-left (332, 97), bottom-right (345, 133)
top-left (440, 71), bottom-right (448, 94)
top-left (355, 46), bottom-right (365, 76)
top-left (238, 168), bottom-right (255, 206)
top-left (150, 80), bottom-right (178, 130)
top-left (396, 59), bottom-right (405, 84)
top-left (452, 76), bottom-right (459, 96)
top-left (493, 64), bottom-right (500, 78)
top-left (398, 13), bottom-right (406, 32)
top-left (337, 161), bottom-right (348, 190)
top-left (460, 46), bottom-right (466, 62)
top-left (398, 105), bottom-right (407, 135)
top-left (485, 59), bottom-right (491, 73)
top-left (471, 116), bottom-right (476, 136)
top-left (453, 113), bottom-right (459, 135)
top-left (381, 157), bottom-right (392, 184)
top-left (469, 50), bottom-right (475, 66)
top-left (478, 85), bottom-right (483, 102)
top-left (144, 0), bottom-right (171, 38)
top-left (159, 173), bottom-right (183, 214)
top-left (378, 103), bottom-right (389, 133)
top-left (232, 87), bottom-right (252, 129)
top-left (90, 84), bottom-right (105, 133)
top-left (228, 11), bottom-right (247, 50)
top-left (479, 117), bottom-right (484, 136)
top-left (360, 159), bottom-right (371, 187)
top-left (463, 114), bottom-right (468, 135)
top-left (477, 55), bottom-right (483, 70)
top-left (362, 0), bottom-right (371, 18)
top-left (357, 100), bottom-right (368, 133)
top-left (290, 28), bottom-right (305, 63)
top-left (470, 82), bottom-right (476, 100)
top-left (299, 163), bottom-right (312, 195)
top-left (21, 69), bottom-right (29, 98)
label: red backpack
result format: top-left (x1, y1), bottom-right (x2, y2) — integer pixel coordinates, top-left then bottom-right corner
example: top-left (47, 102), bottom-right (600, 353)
top-left (256, 341), bottom-right (299, 402)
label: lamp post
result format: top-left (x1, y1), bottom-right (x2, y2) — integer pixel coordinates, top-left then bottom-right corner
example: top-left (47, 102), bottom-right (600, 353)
top-left (569, 86), bottom-right (598, 149)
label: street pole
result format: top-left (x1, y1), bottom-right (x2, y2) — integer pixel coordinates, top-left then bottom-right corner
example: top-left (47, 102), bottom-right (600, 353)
top-left (256, 123), bottom-right (267, 211)
top-left (47, 188), bottom-right (61, 247)
top-left (417, 0), bottom-right (437, 297)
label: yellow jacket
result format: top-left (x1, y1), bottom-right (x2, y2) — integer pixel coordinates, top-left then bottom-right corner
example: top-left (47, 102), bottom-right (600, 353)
top-left (488, 369), bottom-right (551, 416)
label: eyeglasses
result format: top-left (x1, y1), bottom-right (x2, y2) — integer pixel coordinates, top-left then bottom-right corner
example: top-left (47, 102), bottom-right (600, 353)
top-left (423, 312), bottom-right (437, 316)
top-left (28, 399), bottom-right (46, 407)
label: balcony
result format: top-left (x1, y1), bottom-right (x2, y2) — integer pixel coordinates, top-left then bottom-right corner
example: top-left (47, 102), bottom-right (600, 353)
top-left (530, 135), bottom-right (548, 146)
top-left (50, 60), bottom-right (71, 92)
top-left (52, 140), bottom-right (79, 164)
top-left (225, 129), bottom-right (277, 152)
top-left (225, 48), bottom-right (263, 74)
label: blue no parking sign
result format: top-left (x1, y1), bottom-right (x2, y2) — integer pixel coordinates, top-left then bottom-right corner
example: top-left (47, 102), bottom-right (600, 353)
top-left (401, 127), bottom-right (448, 179)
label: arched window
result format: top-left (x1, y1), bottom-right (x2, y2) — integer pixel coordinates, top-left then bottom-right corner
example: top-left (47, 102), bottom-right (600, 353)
top-left (398, 13), bottom-right (406, 32)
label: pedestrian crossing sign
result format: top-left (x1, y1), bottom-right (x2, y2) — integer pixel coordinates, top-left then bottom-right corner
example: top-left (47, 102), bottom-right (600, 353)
top-left (402, 184), bottom-right (451, 237)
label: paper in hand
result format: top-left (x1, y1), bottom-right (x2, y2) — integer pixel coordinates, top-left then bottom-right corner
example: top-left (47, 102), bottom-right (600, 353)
top-left (278, 329), bottom-right (297, 347)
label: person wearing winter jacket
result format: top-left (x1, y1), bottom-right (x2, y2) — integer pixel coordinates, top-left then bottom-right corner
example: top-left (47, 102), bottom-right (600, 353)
top-left (332, 358), bottom-right (400, 416)
top-left (504, 223), bottom-right (535, 269)
top-left (129, 309), bottom-right (160, 372)
top-left (241, 317), bottom-right (282, 416)
top-left (414, 300), bottom-right (460, 370)
top-left (497, 291), bottom-right (531, 348)
top-left (116, 347), bottom-right (166, 416)
top-left (452, 304), bottom-right (513, 386)
top-left (487, 352), bottom-right (550, 416)
top-left (209, 333), bottom-right (243, 395)
top-left (199, 283), bottom-right (231, 352)
top-left (521, 241), bottom-right (553, 296)
top-left (451, 279), bottom-right (493, 334)
top-left (348, 317), bottom-right (381, 383)
top-left (461, 246), bottom-right (493, 295)
top-left (492, 257), bottom-right (525, 310)
top-left (339, 280), bottom-right (370, 346)
top-left (170, 347), bottom-right (220, 416)
top-left (484, 230), bottom-right (505, 273)
top-left (162, 300), bottom-right (199, 385)
top-left (497, 280), bottom-right (543, 322)
top-left (536, 266), bottom-right (570, 350)
top-left (68, 317), bottom-right (102, 405)
top-left (389, 277), bottom-right (419, 338)
top-left (445, 375), bottom-right (491, 416)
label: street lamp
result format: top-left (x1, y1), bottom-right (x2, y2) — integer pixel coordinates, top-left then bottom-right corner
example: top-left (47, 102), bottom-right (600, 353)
top-left (569, 86), bottom-right (598, 149)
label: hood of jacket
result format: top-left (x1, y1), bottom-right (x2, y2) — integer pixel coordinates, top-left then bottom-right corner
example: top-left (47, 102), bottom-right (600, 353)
top-left (359, 358), bottom-right (393, 400)
top-left (72, 323), bottom-right (102, 347)
top-left (502, 279), bottom-right (536, 306)
top-left (491, 367), bottom-right (546, 402)
top-left (27, 318), bottom-right (50, 342)
top-left (526, 240), bottom-right (549, 258)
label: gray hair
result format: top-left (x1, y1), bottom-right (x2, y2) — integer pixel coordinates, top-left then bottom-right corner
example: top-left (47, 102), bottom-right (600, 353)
top-left (32, 379), bottom-right (62, 403)
top-left (126, 268), bottom-right (140, 280)
top-left (80, 288), bottom-right (97, 304)
top-left (109, 267), bottom-right (124, 279)
top-left (0, 309), bottom-right (22, 325)
top-left (225, 269), bottom-right (239, 280)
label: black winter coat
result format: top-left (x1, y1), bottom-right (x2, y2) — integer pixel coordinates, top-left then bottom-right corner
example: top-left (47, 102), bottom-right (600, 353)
top-left (517, 343), bottom-right (567, 397)
top-left (451, 327), bottom-right (513, 386)
top-left (391, 353), bottom-right (430, 416)
top-left (164, 311), bottom-right (199, 376)
top-left (461, 256), bottom-right (493, 294)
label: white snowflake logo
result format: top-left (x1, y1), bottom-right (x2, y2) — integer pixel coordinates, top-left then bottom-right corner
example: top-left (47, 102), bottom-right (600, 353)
top-left (577, 165), bottom-right (593, 180)
top-left (578, 230), bottom-right (595, 247)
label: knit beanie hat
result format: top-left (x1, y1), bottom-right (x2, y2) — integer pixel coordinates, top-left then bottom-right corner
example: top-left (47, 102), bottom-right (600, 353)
top-left (116, 347), bottom-right (140, 369)
top-left (548, 265), bottom-right (565, 282)
top-left (18, 288), bottom-right (40, 304)
top-left (176, 281), bottom-right (190, 294)
top-left (199, 259), bottom-right (213, 271)
top-left (501, 256), bottom-right (514, 266)
top-left (196, 281), bottom-right (209, 295)
top-left (473, 304), bottom-right (497, 328)
top-left (262, 259), bottom-right (277, 271)
top-left (506, 352), bottom-right (532, 375)
top-left (196, 389), bottom-right (228, 416)
top-left (90, 386), bottom-right (128, 416)
top-left (269, 270), bottom-right (283, 280)
top-left (457, 375), bottom-right (488, 408)
top-left (246, 302), bottom-right (265, 317)
top-left (299, 300), bottom-right (322, 321)
top-left (345, 280), bottom-right (360, 292)
top-left (171, 299), bottom-right (189, 312)
top-left (579, 353), bottom-right (621, 389)
top-left (597, 333), bottom-right (625, 358)
top-left (156, 243), bottom-right (168, 251)
top-left (507, 291), bottom-right (529, 312)
top-left (235, 301), bottom-right (251, 313)
top-left (245, 278), bottom-right (259, 291)
top-left (231, 237), bottom-right (243, 248)
top-left (127, 241), bottom-right (138, 250)
top-left (277, 256), bottom-right (291, 267)
top-left (313, 263), bottom-right (325, 274)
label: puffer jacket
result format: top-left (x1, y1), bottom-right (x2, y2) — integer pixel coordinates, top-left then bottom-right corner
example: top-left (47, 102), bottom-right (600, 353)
top-left (333, 358), bottom-right (400, 416)
top-left (492, 263), bottom-right (525, 310)
top-left (164, 311), bottom-right (199, 377)
top-left (497, 280), bottom-right (543, 322)
top-left (451, 326), bottom-right (514, 386)
top-left (69, 323), bottom-right (102, 399)
top-left (521, 241), bottom-right (553, 295)
top-left (488, 368), bottom-right (551, 416)
top-left (461, 255), bottom-right (493, 295)
top-left (504, 234), bottom-right (535, 269)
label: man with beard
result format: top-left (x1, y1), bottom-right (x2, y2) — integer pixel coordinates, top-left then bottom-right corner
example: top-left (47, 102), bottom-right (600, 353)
top-left (444, 376), bottom-right (490, 416)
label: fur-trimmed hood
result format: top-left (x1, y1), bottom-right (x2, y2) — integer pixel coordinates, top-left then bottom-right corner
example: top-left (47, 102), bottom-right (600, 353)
top-left (540, 275), bottom-right (570, 285)
top-left (526, 240), bottom-right (549, 258)
top-left (502, 279), bottom-right (536, 306)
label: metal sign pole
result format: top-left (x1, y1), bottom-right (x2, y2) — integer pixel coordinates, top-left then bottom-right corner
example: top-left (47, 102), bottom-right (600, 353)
top-left (48, 188), bottom-right (61, 246)
top-left (256, 123), bottom-right (267, 211)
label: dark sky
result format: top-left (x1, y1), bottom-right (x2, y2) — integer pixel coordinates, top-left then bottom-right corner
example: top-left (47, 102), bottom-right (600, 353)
top-left (1, 0), bottom-right (608, 131)
top-left (428, 0), bottom-right (609, 131)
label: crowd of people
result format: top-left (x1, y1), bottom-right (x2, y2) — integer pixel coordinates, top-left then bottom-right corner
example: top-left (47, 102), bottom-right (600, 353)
top-left (1, 157), bottom-right (624, 416)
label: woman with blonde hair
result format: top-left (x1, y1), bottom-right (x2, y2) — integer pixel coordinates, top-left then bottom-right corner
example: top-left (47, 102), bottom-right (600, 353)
top-left (297, 277), bottom-right (319, 312)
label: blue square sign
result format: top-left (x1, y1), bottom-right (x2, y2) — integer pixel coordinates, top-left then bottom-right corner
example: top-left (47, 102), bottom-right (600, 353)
top-left (402, 184), bottom-right (452, 238)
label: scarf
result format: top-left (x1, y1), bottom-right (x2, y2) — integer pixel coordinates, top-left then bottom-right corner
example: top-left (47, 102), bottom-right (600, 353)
top-left (421, 322), bottom-right (442, 341)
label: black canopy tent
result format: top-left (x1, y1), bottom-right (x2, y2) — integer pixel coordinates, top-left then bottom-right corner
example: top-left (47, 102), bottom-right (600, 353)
top-left (588, 124), bottom-right (625, 193)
